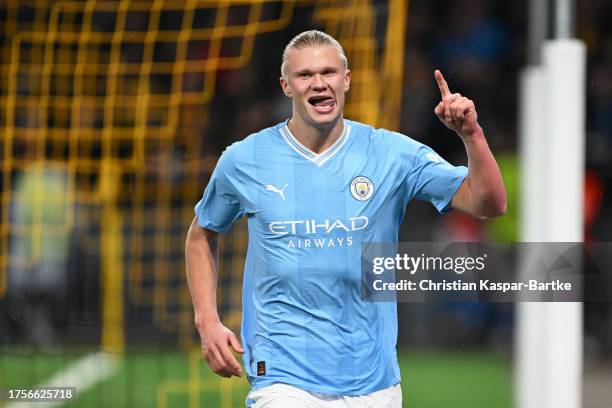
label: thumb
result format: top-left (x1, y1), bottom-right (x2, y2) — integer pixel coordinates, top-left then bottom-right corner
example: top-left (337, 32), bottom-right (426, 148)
top-left (228, 331), bottom-right (244, 353)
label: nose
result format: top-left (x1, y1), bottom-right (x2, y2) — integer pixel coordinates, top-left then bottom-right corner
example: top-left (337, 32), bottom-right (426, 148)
top-left (310, 74), bottom-right (327, 90)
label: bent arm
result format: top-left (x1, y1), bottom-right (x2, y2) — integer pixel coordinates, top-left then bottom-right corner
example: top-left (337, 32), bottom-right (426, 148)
top-left (451, 127), bottom-right (507, 219)
top-left (185, 217), bottom-right (243, 377)
top-left (433, 70), bottom-right (506, 220)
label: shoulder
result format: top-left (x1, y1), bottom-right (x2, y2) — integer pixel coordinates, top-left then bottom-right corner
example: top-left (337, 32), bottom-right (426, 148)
top-left (217, 123), bottom-right (280, 165)
top-left (215, 123), bottom-right (288, 178)
top-left (374, 129), bottom-right (422, 153)
top-left (346, 119), bottom-right (423, 155)
top-left (223, 122), bottom-right (284, 154)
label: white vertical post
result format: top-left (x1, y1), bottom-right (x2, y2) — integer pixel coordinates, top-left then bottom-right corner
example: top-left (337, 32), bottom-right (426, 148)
top-left (517, 1), bottom-right (584, 407)
top-left (516, 66), bottom-right (548, 408)
top-left (541, 39), bottom-right (585, 408)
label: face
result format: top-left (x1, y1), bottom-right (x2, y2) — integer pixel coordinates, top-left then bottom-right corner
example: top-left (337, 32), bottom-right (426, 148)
top-left (280, 45), bottom-right (351, 130)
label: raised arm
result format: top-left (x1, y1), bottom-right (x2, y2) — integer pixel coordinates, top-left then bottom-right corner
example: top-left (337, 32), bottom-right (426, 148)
top-left (433, 70), bottom-right (507, 219)
top-left (185, 217), bottom-right (243, 377)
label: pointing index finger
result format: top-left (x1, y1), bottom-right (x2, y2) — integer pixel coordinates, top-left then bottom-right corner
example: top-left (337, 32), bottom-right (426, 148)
top-left (435, 69), bottom-right (451, 97)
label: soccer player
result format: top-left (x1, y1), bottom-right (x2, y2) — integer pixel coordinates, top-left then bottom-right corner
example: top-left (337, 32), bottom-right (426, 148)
top-left (185, 30), bottom-right (506, 407)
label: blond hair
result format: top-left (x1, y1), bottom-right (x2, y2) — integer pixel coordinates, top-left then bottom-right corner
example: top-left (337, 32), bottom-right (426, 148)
top-left (280, 30), bottom-right (347, 77)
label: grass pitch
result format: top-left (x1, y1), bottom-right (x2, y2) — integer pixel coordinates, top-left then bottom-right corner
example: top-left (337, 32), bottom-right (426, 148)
top-left (1, 348), bottom-right (511, 407)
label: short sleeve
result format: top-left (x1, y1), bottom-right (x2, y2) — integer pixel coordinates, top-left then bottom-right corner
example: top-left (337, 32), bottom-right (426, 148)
top-left (406, 145), bottom-right (468, 213)
top-left (194, 149), bottom-right (245, 232)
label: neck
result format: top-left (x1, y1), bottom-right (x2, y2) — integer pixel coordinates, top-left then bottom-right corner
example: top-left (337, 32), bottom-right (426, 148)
top-left (287, 116), bottom-right (344, 154)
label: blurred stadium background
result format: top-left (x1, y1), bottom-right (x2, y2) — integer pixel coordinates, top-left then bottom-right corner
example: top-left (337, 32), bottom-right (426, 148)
top-left (0, 0), bottom-right (611, 407)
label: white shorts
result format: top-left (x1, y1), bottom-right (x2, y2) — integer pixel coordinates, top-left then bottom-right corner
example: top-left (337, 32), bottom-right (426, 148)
top-left (247, 383), bottom-right (402, 408)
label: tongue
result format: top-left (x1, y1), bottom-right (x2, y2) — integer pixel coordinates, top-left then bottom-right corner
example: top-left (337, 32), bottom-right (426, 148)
top-left (314, 98), bottom-right (334, 106)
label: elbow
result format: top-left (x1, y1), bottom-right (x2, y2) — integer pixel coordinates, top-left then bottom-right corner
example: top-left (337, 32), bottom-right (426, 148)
top-left (459, 177), bottom-right (507, 221)
top-left (486, 203), bottom-right (507, 220)
top-left (494, 182), bottom-right (508, 217)
top-left (477, 196), bottom-right (507, 220)
top-left (493, 189), bottom-right (508, 217)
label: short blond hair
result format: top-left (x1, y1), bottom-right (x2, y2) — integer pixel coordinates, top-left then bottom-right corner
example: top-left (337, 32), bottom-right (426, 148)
top-left (280, 30), bottom-right (348, 77)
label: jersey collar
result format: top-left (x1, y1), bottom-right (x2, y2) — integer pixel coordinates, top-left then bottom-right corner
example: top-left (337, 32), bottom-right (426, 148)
top-left (280, 120), bottom-right (351, 167)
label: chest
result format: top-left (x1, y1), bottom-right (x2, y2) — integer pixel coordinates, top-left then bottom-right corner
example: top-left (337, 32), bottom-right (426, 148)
top-left (251, 151), bottom-right (387, 230)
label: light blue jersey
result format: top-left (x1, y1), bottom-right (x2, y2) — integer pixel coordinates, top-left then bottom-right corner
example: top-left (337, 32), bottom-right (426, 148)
top-left (195, 119), bottom-right (467, 396)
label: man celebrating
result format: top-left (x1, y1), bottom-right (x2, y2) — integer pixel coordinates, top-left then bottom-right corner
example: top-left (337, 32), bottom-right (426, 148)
top-left (186, 30), bottom-right (506, 407)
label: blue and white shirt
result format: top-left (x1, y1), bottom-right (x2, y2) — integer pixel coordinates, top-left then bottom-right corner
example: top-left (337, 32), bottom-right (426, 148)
top-left (195, 119), bottom-right (467, 396)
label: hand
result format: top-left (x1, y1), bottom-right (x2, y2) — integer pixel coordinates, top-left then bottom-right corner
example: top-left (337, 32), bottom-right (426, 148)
top-left (198, 320), bottom-right (244, 378)
top-left (434, 70), bottom-right (481, 138)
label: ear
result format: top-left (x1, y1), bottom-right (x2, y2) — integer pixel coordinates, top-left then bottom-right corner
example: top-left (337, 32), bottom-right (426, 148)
top-left (344, 69), bottom-right (351, 92)
top-left (279, 76), bottom-right (292, 97)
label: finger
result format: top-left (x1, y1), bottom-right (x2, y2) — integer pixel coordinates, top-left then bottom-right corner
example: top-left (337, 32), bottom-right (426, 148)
top-left (215, 366), bottom-right (232, 378)
top-left (203, 343), bottom-right (223, 368)
top-left (446, 93), bottom-right (463, 122)
top-left (434, 101), bottom-right (444, 118)
top-left (449, 101), bottom-right (459, 123)
top-left (435, 70), bottom-right (451, 98)
top-left (218, 341), bottom-right (243, 376)
top-left (228, 331), bottom-right (244, 354)
top-left (443, 93), bottom-right (461, 104)
top-left (203, 341), bottom-right (236, 377)
top-left (460, 98), bottom-right (472, 119)
top-left (464, 98), bottom-right (476, 118)
top-left (216, 363), bottom-right (233, 378)
top-left (449, 98), bottom-right (465, 121)
top-left (211, 354), bottom-right (235, 378)
top-left (455, 98), bottom-right (473, 120)
top-left (444, 100), bottom-right (452, 123)
top-left (205, 346), bottom-right (230, 377)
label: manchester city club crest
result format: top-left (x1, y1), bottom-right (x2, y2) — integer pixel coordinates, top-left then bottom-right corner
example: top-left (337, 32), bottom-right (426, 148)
top-left (350, 176), bottom-right (374, 201)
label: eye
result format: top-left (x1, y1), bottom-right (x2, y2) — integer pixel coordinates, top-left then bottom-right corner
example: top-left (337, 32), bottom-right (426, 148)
top-left (298, 72), bottom-right (311, 78)
top-left (323, 70), bottom-right (335, 76)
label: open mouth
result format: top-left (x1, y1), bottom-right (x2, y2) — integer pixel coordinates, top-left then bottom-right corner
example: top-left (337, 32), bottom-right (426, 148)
top-left (308, 95), bottom-right (336, 114)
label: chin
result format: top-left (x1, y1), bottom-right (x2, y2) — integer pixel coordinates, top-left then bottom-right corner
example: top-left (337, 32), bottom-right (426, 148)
top-left (308, 109), bottom-right (342, 127)
top-left (309, 115), bottom-right (341, 129)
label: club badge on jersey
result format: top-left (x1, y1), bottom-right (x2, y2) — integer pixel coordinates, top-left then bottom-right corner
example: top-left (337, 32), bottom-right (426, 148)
top-left (350, 176), bottom-right (374, 201)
